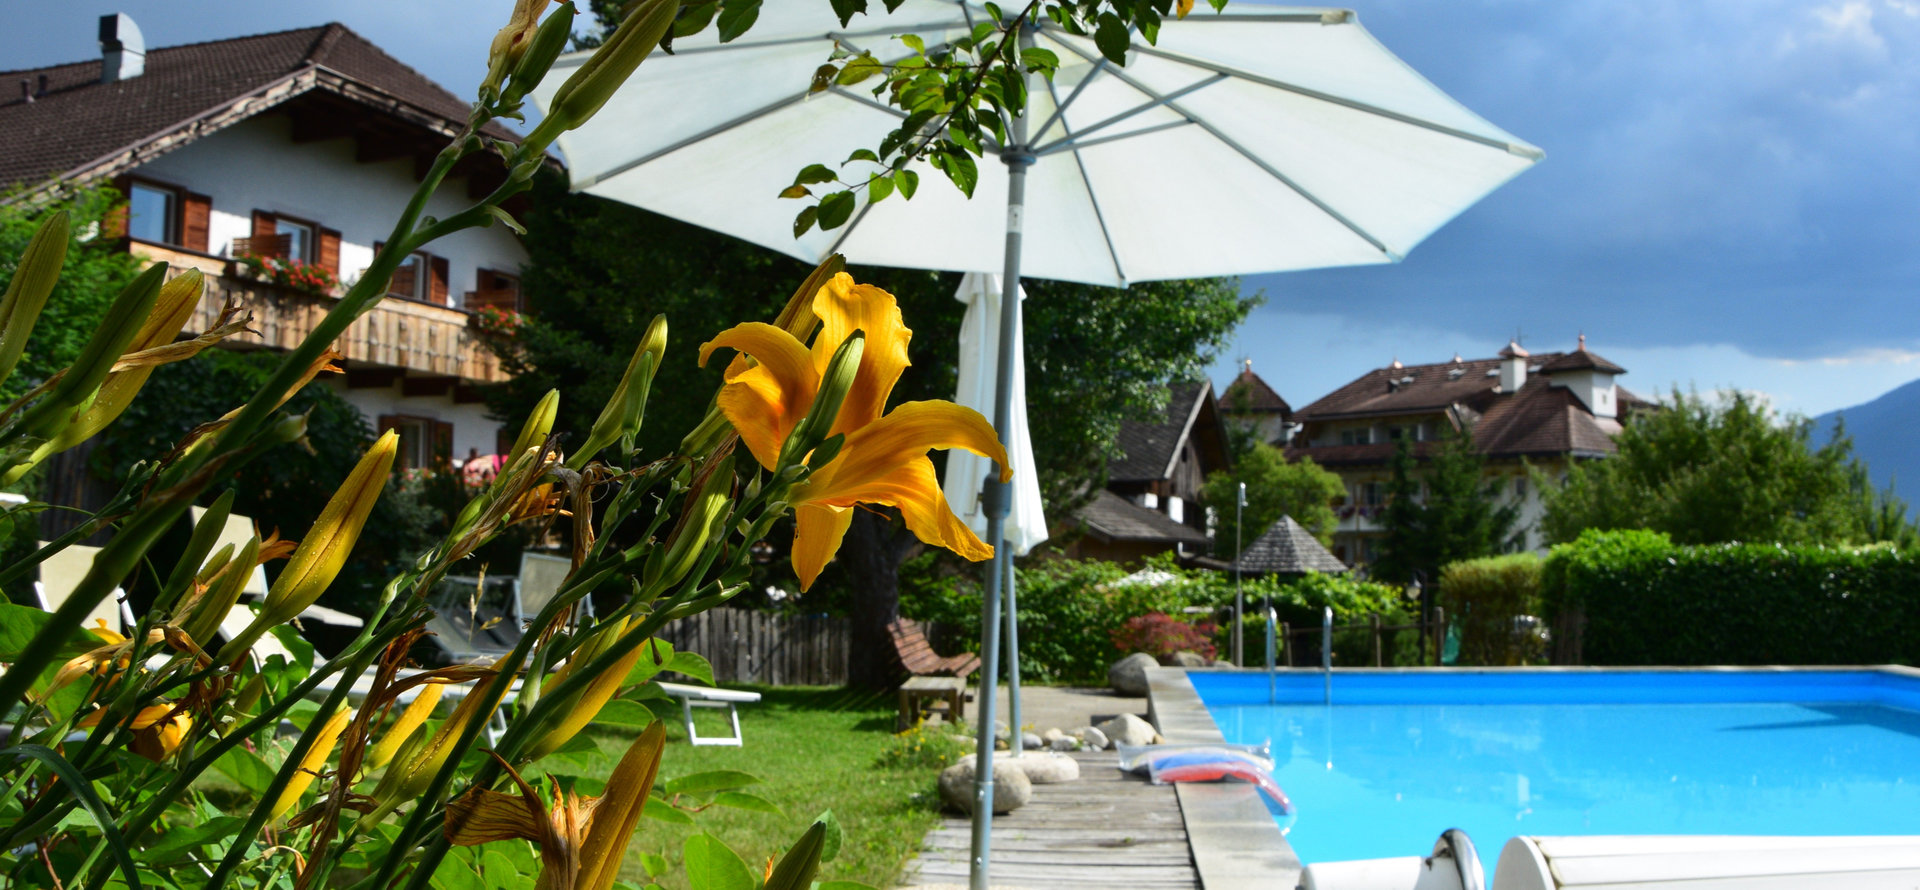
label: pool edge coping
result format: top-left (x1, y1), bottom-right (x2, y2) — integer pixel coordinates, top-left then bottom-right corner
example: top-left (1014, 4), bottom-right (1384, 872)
top-left (1146, 666), bottom-right (1303, 890)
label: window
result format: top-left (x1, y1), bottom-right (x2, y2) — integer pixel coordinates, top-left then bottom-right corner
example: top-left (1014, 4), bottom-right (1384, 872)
top-left (1340, 428), bottom-right (1371, 446)
top-left (128, 182), bottom-right (176, 244)
top-left (1513, 476), bottom-right (1528, 498)
top-left (1356, 481), bottom-right (1384, 506)
top-left (378, 414), bottom-right (453, 472)
top-left (389, 252), bottom-right (431, 300)
top-left (278, 219), bottom-right (315, 263)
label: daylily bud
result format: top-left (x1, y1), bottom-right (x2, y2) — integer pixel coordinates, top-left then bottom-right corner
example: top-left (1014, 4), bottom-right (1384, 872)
top-left (179, 536), bottom-right (259, 648)
top-left (374, 685), bottom-right (497, 812)
top-left (568, 316), bottom-right (665, 469)
top-left (162, 487), bottom-right (234, 600)
top-left (482, 0), bottom-right (551, 96)
top-left (40, 270), bottom-right (205, 456)
top-left (524, 619), bottom-right (646, 762)
top-left (642, 453), bottom-right (734, 592)
top-left (545, 0), bottom-right (675, 133)
top-left (502, 1), bottom-right (576, 105)
top-left (231, 674), bottom-right (266, 721)
top-left (269, 708), bottom-right (353, 822)
top-left (366, 683), bottom-right (445, 770)
top-left (786, 332), bottom-right (864, 465)
top-left (16, 262), bottom-right (167, 444)
top-left (219, 430), bottom-right (397, 661)
top-left (0, 210), bottom-right (69, 389)
top-left (509, 389), bottom-right (560, 460)
top-left (765, 819), bottom-right (830, 890)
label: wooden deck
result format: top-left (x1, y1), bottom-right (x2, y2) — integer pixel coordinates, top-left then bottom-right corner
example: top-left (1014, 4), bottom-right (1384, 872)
top-left (903, 750), bottom-right (1200, 890)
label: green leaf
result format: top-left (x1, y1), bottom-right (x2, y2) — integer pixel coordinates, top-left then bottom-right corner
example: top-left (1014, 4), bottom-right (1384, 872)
top-left (984, 2), bottom-right (1004, 23)
top-left (643, 797), bottom-right (696, 824)
top-left (940, 148), bottom-right (978, 198)
top-left (138, 816), bottom-right (244, 865)
top-left (666, 651), bottom-right (714, 686)
top-left (1094, 12), bottom-right (1131, 65)
top-left (844, 148), bottom-right (880, 164)
top-left (900, 33), bottom-right (925, 54)
top-left (893, 169), bottom-right (919, 200)
top-left (675, 2), bottom-right (719, 37)
top-left (0, 602), bottom-right (101, 663)
top-left (211, 748), bottom-right (276, 795)
top-left (664, 769), bottom-right (760, 796)
top-left (815, 808), bottom-right (844, 862)
top-left (3, 745), bottom-right (143, 890)
top-left (778, 185), bottom-right (812, 200)
top-left (430, 851), bottom-right (484, 890)
top-left (835, 55), bottom-right (883, 87)
top-left (817, 191), bottom-right (857, 231)
top-left (794, 164), bottom-right (838, 186)
top-left (486, 206), bottom-right (527, 236)
top-left (592, 699), bottom-right (659, 728)
top-left (264, 622), bottom-right (315, 680)
top-left (622, 638), bottom-right (675, 688)
top-left (794, 205), bottom-right (819, 238)
top-left (715, 0), bottom-right (762, 42)
top-left (480, 849), bottom-right (521, 889)
top-left (1020, 47), bottom-right (1059, 72)
top-left (828, 0), bottom-right (866, 26)
top-left (867, 176), bottom-right (894, 204)
top-left (638, 851), bottom-right (670, 878)
top-left (683, 834), bottom-right (756, 890)
top-left (763, 821), bottom-right (827, 890)
top-left (710, 791), bottom-right (781, 814)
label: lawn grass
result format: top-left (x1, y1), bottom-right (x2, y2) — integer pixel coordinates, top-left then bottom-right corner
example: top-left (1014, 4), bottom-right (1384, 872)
top-left (581, 685), bottom-right (947, 890)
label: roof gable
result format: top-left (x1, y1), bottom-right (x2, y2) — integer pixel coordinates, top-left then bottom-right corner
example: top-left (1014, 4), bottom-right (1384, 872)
top-left (1222, 366), bottom-right (1291, 415)
top-left (1108, 381), bottom-right (1224, 483)
top-left (1077, 490), bottom-right (1209, 545)
top-left (1231, 515), bottom-right (1347, 574)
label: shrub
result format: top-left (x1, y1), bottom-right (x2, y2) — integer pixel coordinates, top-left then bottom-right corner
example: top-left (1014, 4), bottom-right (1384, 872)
top-left (1111, 612), bottom-right (1217, 660)
top-left (1541, 528), bottom-right (1920, 665)
top-left (1438, 553), bottom-right (1544, 666)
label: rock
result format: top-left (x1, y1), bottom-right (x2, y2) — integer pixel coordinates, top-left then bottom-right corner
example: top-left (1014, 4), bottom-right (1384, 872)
top-left (1108, 652), bottom-right (1159, 695)
top-left (959, 751), bottom-right (1080, 784)
top-left (993, 721), bottom-right (1010, 739)
top-left (949, 735), bottom-right (976, 748)
top-left (1074, 726), bottom-right (1110, 750)
top-left (1012, 752), bottom-right (1080, 784)
top-left (1210, 659), bottom-right (1236, 668)
top-left (1041, 727), bottom-right (1067, 744)
top-left (1095, 713), bottom-right (1157, 748)
top-left (940, 758), bottom-right (1034, 814)
top-left (1022, 732), bottom-right (1044, 751)
top-left (1049, 735), bottom-right (1079, 752)
top-left (1164, 650), bottom-right (1209, 668)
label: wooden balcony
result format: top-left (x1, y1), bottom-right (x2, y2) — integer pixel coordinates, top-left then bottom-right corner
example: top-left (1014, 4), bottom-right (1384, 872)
top-left (176, 265), bottom-right (507, 386)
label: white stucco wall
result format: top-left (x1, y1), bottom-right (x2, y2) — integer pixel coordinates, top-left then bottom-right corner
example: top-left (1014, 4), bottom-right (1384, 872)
top-left (325, 378), bottom-right (502, 463)
top-left (132, 114), bottom-right (528, 301)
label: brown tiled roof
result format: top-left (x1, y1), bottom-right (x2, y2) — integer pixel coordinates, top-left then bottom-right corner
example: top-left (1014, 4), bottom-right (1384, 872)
top-left (1221, 367), bottom-right (1291, 416)
top-left (1109, 381), bottom-right (1212, 483)
top-left (1293, 354), bottom-right (1548, 421)
top-left (1230, 515), bottom-right (1346, 575)
top-left (1286, 374), bottom-right (1624, 465)
top-left (1077, 490), bottom-right (1209, 545)
top-left (0, 23), bottom-right (515, 195)
top-left (1540, 347), bottom-right (1626, 375)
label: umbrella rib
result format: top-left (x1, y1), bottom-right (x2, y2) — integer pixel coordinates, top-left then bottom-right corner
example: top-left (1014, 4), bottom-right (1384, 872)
top-left (550, 20), bottom-right (970, 62)
top-left (1042, 72), bottom-right (1127, 285)
top-left (1050, 37), bottom-right (1399, 260)
top-left (1122, 42), bottom-right (1545, 159)
top-left (1033, 119), bottom-right (1193, 157)
top-left (823, 191), bottom-right (881, 256)
top-left (1031, 73), bottom-right (1225, 155)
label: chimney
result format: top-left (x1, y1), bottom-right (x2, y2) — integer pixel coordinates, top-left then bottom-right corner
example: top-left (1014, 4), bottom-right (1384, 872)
top-left (99, 14), bottom-right (146, 83)
top-left (18, 79), bottom-right (30, 104)
top-left (1498, 339), bottom-right (1529, 392)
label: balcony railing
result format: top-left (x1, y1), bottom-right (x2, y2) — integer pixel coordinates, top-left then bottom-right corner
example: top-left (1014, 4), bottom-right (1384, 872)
top-left (179, 266), bottom-right (507, 385)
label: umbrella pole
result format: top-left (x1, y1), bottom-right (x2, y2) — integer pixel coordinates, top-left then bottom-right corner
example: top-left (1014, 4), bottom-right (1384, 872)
top-left (1004, 550), bottom-right (1023, 754)
top-left (971, 42), bottom-right (1036, 890)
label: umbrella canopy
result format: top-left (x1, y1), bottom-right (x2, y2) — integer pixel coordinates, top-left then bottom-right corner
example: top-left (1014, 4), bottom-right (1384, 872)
top-left (943, 273), bottom-right (1048, 556)
top-left (536, 3), bottom-right (1542, 287)
top-left (1232, 514), bottom-right (1347, 575)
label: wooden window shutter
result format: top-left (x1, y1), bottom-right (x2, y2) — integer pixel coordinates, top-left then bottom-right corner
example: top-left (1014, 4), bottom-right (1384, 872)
top-left (432, 421), bottom-right (454, 467)
top-left (375, 414), bottom-right (400, 434)
top-left (318, 228), bottom-right (341, 275)
top-left (181, 193), bottom-right (212, 252)
top-left (249, 211), bottom-right (276, 257)
top-left (103, 175), bottom-right (131, 239)
top-left (429, 254), bottom-right (449, 305)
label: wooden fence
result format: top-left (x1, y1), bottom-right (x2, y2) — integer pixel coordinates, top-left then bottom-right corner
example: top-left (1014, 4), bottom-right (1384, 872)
top-left (655, 608), bottom-right (851, 686)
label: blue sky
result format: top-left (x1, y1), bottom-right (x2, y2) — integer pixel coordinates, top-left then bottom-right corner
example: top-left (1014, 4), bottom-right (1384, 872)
top-left (7, 1), bottom-right (1917, 417)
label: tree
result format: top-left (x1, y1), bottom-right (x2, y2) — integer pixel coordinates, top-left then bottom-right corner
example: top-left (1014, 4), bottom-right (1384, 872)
top-left (1201, 445), bottom-right (1343, 558)
top-left (489, 174), bottom-right (1255, 686)
top-left (1373, 430), bottom-right (1518, 588)
top-left (1540, 389), bottom-right (1915, 547)
top-left (0, 185), bottom-right (139, 406)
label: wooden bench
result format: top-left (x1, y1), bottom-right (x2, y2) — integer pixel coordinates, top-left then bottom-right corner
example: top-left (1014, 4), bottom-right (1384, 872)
top-left (888, 618), bottom-right (980, 679)
top-left (898, 675), bottom-right (968, 731)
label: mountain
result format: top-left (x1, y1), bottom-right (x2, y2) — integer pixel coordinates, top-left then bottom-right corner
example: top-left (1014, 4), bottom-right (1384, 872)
top-left (1813, 377), bottom-right (1920, 497)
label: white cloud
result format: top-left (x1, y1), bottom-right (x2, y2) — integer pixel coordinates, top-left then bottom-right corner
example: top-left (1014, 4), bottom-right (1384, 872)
top-left (1811, 1), bottom-right (1888, 54)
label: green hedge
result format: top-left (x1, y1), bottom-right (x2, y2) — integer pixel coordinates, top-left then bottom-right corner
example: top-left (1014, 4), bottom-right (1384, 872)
top-left (903, 555), bottom-right (1409, 682)
top-left (1541, 529), bottom-right (1920, 665)
top-left (1438, 553), bottom-right (1544, 666)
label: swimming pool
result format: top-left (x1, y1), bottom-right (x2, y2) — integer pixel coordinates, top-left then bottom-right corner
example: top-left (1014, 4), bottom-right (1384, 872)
top-left (1188, 669), bottom-right (1920, 876)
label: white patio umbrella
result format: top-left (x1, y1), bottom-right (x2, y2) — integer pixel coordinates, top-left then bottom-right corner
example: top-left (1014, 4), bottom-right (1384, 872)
top-left (533, 5), bottom-right (1540, 885)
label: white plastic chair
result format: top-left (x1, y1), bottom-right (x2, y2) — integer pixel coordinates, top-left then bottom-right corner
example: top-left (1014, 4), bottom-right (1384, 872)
top-left (33, 541), bottom-right (135, 633)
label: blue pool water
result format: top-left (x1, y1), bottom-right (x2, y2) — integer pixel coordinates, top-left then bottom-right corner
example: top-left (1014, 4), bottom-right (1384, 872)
top-left (1191, 670), bottom-right (1920, 875)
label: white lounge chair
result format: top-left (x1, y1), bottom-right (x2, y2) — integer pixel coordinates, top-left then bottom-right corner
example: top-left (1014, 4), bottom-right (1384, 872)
top-left (658, 681), bottom-right (761, 746)
top-left (34, 541), bottom-right (136, 633)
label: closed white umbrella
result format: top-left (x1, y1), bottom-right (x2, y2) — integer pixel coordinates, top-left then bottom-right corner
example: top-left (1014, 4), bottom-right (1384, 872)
top-left (533, 6), bottom-right (1540, 884)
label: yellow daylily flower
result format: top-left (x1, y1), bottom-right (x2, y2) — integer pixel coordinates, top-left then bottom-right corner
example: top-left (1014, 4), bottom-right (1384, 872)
top-left (76, 703), bottom-right (192, 762)
top-left (445, 721), bottom-right (666, 890)
top-left (269, 707), bottom-right (353, 823)
top-left (698, 274), bottom-right (1008, 589)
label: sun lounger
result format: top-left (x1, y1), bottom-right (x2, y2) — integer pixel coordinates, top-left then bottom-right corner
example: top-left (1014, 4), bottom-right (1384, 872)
top-left (657, 681), bottom-right (761, 746)
top-left (34, 541), bottom-right (135, 632)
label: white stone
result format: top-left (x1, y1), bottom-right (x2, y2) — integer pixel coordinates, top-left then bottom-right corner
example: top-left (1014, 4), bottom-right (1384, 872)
top-left (1095, 713), bottom-right (1157, 747)
top-left (1108, 652), bottom-right (1159, 695)
top-left (1074, 726), bottom-right (1110, 750)
top-left (940, 758), bottom-right (1033, 814)
top-left (1049, 735), bottom-right (1079, 752)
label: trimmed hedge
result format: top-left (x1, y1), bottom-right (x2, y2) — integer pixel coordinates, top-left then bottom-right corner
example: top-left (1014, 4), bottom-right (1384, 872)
top-left (1438, 553), bottom-right (1544, 666)
top-left (1541, 529), bottom-right (1920, 665)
